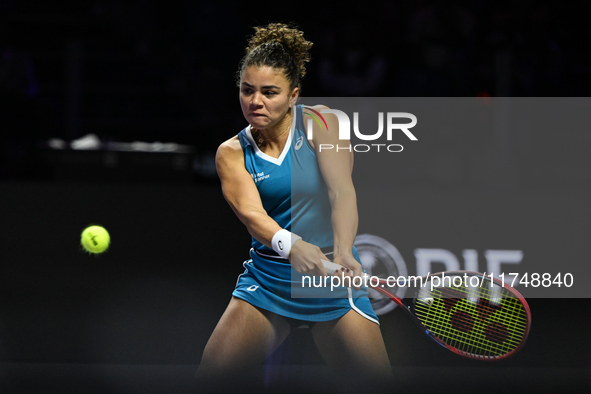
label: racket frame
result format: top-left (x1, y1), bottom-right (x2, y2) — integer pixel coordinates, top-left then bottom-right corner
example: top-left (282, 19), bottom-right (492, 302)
top-left (322, 261), bottom-right (531, 360)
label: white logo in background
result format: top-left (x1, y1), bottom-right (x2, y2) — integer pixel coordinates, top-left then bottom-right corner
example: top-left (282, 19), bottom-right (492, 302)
top-left (247, 285), bottom-right (259, 292)
top-left (308, 110), bottom-right (418, 141)
top-left (295, 136), bottom-right (304, 150)
top-left (306, 109), bottom-right (417, 153)
top-left (354, 234), bottom-right (525, 316)
top-left (414, 249), bottom-right (524, 278)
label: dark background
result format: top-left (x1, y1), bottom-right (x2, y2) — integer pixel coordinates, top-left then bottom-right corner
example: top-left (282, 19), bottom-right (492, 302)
top-left (1, 0), bottom-right (590, 393)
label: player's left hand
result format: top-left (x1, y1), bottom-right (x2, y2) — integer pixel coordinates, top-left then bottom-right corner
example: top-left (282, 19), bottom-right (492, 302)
top-left (333, 253), bottom-right (363, 291)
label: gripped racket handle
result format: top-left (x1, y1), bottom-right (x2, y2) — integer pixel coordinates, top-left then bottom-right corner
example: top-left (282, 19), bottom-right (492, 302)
top-left (321, 259), bottom-right (343, 273)
top-left (322, 259), bottom-right (406, 308)
top-left (321, 260), bottom-right (371, 282)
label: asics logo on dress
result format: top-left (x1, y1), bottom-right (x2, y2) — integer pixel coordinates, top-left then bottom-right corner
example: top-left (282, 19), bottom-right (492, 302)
top-left (295, 136), bottom-right (304, 150)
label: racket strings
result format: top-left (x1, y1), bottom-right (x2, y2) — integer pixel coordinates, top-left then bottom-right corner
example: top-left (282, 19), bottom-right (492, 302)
top-left (441, 294), bottom-right (525, 356)
top-left (414, 278), bottom-right (529, 358)
top-left (419, 300), bottom-right (518, 357)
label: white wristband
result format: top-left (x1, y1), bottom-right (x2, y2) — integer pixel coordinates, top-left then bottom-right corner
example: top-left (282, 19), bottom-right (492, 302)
top-left (271, 229), bottom-right (302, 259)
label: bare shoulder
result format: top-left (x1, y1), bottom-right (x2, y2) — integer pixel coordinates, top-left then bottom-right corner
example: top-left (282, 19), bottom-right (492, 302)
top-left (216, 135), bottom-right (243, 171)
top-left (303, 104), bottom-right (337, 123)
top-left (302, 104), bottom-right (329, 116)
top-left (303, 104), bottom-right (340, 148)
top-left (217, 135), bottom-right (242, 157)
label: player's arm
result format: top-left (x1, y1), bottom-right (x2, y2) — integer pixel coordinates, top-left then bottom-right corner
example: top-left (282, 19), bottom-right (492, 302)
top-left (308, 105), bottom-right (361, 279)
top-left (216, 136), bottom-right (327, 275)
top-left (216, 137), bottom-right (280, 247)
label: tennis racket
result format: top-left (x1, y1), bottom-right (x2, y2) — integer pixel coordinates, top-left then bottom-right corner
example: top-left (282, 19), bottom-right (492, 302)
top-left (322, 260), bottom-right (531, 360)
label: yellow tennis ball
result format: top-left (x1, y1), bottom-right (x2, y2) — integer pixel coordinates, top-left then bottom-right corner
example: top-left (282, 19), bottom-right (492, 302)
top-left (81, 225), bottom-right (110, 254)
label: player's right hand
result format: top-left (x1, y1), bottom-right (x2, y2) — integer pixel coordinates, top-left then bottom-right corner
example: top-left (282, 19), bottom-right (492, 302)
top-left (289, 240), bottom-right (330, 276)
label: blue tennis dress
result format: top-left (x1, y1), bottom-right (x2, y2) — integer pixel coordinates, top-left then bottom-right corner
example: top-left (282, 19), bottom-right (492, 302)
top-left (232, 105), bottom-right (378, 324)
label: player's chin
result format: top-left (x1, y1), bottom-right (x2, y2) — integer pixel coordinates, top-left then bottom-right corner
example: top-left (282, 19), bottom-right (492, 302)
top-left (247, 115), bottom-right (269, 127)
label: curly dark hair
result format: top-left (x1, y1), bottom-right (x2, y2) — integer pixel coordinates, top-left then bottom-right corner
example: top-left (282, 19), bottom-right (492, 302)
top-left (236, 23), bottom-right (313, 90)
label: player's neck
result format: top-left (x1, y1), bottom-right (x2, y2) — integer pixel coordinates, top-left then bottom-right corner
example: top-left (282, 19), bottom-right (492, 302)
top-left (254, 113), bottom-right (292, 149)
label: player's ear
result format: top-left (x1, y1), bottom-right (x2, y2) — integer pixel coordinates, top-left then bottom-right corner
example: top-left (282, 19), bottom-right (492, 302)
top-left (290, 88), bottom-right (299, 108)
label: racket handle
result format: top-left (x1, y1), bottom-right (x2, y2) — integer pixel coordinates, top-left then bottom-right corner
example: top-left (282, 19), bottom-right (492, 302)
top-left (321, 259), bottom-right (371, 284)
top-left (321, 259), bottom-right (342, 273)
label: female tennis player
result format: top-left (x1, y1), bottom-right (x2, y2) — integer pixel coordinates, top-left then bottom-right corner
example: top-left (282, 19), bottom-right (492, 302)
top-left (198, 23), bottom-right (391, 380)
